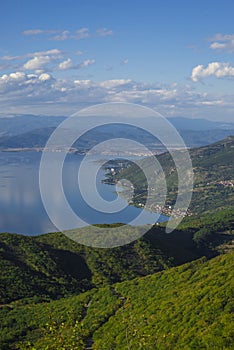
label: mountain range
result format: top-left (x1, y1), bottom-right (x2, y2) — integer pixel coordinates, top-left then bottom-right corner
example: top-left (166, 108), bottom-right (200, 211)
top-left (0, 115), bottom-right (234, 150)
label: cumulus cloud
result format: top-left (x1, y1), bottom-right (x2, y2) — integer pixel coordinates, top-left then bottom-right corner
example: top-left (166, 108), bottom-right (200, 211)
top-left (1, 70), bottom-right (233, 120)
top-left (99, 79), bottom-right (132, 88)
top-left (57, 58), bottom-right (95, 70)
top-left (191, 62), bottom-right (234, 82)
top-left (38, 73), bottom-right (52, 81)
top-left (0, 71), bottom-right (53, 98)
top-left (58, 58), bottom-right (73, 70)
top-left (0, 72), bottom-right (26, 82)
top-left (1, 48), bottom-right (91, 73)
top-left (23, 56), bottom-right (53, 71)
top-left (20, 50), bottom-right (62, 71)
top-left (0, 49), bottom-right (62, 62)
top-left (209, 33), bottom-right (234, 52)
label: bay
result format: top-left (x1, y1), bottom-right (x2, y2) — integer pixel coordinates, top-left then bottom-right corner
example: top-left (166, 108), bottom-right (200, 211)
top-left (0, 151), bottom-right (168, 235)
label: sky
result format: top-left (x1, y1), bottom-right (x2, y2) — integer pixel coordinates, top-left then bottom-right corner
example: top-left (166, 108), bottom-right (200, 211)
top-left (0, 0), bottom-right (234, 121)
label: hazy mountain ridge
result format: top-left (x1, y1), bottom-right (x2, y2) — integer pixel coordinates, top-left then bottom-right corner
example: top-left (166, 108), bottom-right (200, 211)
top-left (0, 116), bottom-right (234, 150)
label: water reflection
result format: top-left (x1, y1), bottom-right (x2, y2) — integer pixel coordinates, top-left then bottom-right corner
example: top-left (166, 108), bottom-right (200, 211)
top-left (0, 152), bottom-right (168, 235)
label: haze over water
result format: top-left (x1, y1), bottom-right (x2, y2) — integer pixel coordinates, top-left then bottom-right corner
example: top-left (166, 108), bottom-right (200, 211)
top-left (0, 151), bottom-right (168, 235)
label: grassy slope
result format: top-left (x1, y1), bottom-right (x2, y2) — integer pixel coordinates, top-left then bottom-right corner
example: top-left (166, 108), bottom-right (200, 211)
top-left (0, 251), bottom-right (233, 349)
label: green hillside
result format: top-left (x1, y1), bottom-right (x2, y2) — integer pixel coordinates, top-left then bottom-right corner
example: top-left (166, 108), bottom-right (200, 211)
top-left (0, 251), bottom-right (233, 349)
top-left (1, 207), bottom-right (233, 305)
top-left (113, 136), bottom-right (234, 215)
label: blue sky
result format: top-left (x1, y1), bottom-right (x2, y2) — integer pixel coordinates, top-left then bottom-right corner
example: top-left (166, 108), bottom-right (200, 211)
top-left (0, 0), bottom-right (234, 121)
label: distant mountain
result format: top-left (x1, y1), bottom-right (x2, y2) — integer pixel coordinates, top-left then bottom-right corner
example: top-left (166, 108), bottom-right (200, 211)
top-left (168, 116), bottom-right (234, 147)
top-left (1, 114), bottom-right (232, 137)
top-left (0, 114), bottom-right (64, 137)
top-left (168, 116), bottom-right (234, 131)
top-left (0, 127), bottom-right (55, 149)
top-left (0, 120), bottom-right (233, 150)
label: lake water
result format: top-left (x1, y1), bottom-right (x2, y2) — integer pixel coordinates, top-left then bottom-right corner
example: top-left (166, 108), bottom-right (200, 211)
top-left (0, 151), bottom-right (168, 235)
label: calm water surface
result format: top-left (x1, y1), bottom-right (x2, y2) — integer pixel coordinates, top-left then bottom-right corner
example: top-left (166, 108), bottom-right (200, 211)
top-left (0, 151), bottom-right (168, 235)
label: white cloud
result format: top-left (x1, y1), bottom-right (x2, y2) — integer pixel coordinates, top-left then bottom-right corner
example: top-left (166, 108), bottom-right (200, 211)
top-left (23, 56), bottom-right (53, 71)
top-left (38, 73), bottom-right (52, 81)
top-left (0, 71), bottom-right (26, 83)
top-left (1, 71), bottom-right (234, 121)
top-left (79, 59), bottom-right (95, 68)
top-left (0, 71), bottom-right (54, 96)
top-left (21, 50), bottom-right (62, 71)
top-left (99, 79), bottom-right (132, 88)
top-left (191, 62), bottom-right (234, 82)
top-left (57, 58), bottom-right (95, 70)
top-left (209, 33), bottom-right (234, 52)
top-left (0, 49), bottom-right (62, 63)
top-left (58, 58), bottom-right (73, 70)
top-left (33, 49), bottom-right (62, 57)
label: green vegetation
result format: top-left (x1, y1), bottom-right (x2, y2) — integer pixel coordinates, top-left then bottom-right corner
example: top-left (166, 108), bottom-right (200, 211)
top-left (114, 136), bottom-right (234, 215)
top-left (1, 207), bottom-right (233, 305)
top-left (0, 251), bottom-right (233, 349)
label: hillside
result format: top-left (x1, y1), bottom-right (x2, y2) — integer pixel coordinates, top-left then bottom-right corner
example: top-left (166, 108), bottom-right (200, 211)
top-left (113, 136), bottom-right (234, 215)
top-left (0, 208), bottom-right (233, 305)
top-left (0, 225), bottom-right (204, 305)
top-left (0, 251), bottom-right (233, 349)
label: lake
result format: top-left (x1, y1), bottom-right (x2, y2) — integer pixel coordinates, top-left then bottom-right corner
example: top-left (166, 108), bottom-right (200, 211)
top-left (0, 151), bottom-right (168, 235)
